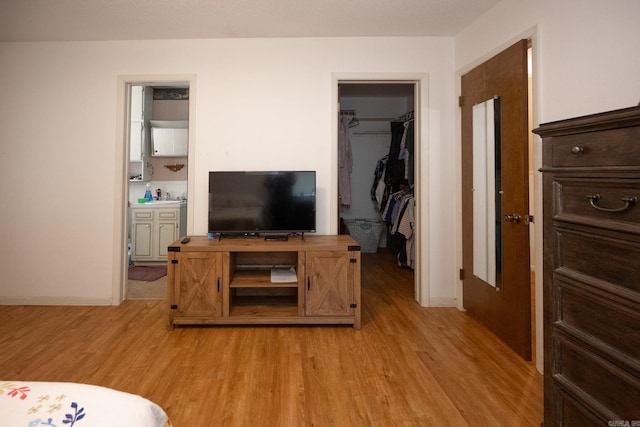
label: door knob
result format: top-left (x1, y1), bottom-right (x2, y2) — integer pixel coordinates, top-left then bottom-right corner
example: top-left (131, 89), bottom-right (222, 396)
top-left (504, 213), bottom-right (521, 223)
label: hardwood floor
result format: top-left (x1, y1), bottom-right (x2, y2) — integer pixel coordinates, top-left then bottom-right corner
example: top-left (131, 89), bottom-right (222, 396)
top-left (0, 252), bottom-right (543, 426)
top-left (127, 275), bottom-right (167, 299)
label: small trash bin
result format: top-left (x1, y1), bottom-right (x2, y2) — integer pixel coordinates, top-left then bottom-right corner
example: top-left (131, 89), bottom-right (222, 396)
top-left (344, 219), bottom-right (384, 253)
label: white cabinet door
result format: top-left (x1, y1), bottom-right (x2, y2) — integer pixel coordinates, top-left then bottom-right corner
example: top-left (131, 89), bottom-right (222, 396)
top-left (151, 128), bottom-right (188, 157)
top-left (132, 209), bottom-right (154, 261)
top-left (129, 86), bottom-right (144, 161)
top-left (157, 221), bottom-right (178, 258)
top-left (132, 222), bottom-right (153, 259)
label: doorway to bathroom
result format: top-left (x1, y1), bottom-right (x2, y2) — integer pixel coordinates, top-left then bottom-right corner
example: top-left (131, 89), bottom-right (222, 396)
top-left (122, 79), bottom-right (192, 300)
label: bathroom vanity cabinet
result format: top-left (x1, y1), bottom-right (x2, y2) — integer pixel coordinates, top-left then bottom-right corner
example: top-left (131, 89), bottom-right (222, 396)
top-left (131, 202), bottom-right (186, 263)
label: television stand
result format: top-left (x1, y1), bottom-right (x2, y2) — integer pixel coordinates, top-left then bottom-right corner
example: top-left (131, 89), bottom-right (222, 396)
top-left (167, 235), bottom-right (362, 329)
top-left (217, 232), bottom-right (260, 241)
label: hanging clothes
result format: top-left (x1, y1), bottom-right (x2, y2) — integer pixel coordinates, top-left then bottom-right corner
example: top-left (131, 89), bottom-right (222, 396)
top-left (371, 155), bottom-right (388, 210)
top-left (338, 115), bottom-right (353, 207)
top-left (404, 120), bottom-right (415, 187)
top-left (377, 118), bottom-right (414, 213)
top-left (385, 122), bottom-right (408, 191)
top-left (396, 195), bottom-right (415, 268)
top-left (383, 189), bottom-right (415, 269)
top-left (369, 110), bottom-right (416, 269)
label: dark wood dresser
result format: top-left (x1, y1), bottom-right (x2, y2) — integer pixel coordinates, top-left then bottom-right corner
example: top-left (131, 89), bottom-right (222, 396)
top-left (534, 106), bottom-right (640, 426)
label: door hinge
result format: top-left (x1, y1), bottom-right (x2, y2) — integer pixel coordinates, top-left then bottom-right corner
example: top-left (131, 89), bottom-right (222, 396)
top-left (459, 268), bottom-right (465, 280)
top-left (350, 303), bottom-right (357, 308)
top-left (458, 96), bottom-right (464, 107)
top-left (350, 258), bottom-right (357, 263)
top-left (171, 259), bottom-right (178, 264)
top-left (170, 304), bottom-right (178, 310)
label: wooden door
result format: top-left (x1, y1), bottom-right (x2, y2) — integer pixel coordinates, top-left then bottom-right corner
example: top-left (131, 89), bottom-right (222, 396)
top-left (175, 252), bottom-right (223, 317)
top-left (305, 251), bottom-right (353, 316)
top-left (461, 40), bottom-right (531, 360)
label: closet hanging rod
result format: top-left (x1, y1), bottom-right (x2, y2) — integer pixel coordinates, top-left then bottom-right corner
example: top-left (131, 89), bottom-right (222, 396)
top-left (396, 110), bottom-right (414, 122)
top-left (352, 131), bottom-right (391, 135)
top-left (341, 110), bottom-right (414, 122)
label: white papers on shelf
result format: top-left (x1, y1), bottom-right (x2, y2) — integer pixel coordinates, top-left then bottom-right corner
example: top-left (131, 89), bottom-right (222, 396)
top-left (270, 267), bottom-right (297, 283)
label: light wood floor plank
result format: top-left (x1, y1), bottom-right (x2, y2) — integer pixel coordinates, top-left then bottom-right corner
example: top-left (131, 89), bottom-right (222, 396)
top-left (0, 252), bottom-right (543, 426)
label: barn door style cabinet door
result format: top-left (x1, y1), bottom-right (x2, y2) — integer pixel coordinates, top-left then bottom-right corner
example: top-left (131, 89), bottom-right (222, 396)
top-left (170, 252), bottom-right (223, 319)
top-left (305, 251), bottom-right (358, 317)
top-left (167, 235), bottom-right (361, 329)
top-left (534, 106), bottom-right (640, 426)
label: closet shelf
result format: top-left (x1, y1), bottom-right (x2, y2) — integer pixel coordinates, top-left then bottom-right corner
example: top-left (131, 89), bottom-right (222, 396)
top-left (340, 110), bottom-right (414, 123)
top-left (356, 117), bottom-right (395, 122)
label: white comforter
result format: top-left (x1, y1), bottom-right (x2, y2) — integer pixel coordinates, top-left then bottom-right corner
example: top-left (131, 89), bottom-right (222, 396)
top-left (0, 381), bottom-right (172, 427)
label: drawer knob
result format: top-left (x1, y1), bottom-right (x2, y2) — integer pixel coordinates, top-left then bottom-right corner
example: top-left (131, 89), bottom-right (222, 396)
top-left (586, 194), bottom-right (638, 213)
top-left (571, 146), bottom-right (584, 154)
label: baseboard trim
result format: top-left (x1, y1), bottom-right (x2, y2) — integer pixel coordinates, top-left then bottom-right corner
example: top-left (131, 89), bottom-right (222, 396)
top-left (0, 296), bottom-right (114, 306)
top-left (428, 298), bottom-right (456, 307)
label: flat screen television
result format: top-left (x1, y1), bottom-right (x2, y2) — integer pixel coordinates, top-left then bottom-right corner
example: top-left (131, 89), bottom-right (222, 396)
top-left (208, 171), bottom-right (316, 237)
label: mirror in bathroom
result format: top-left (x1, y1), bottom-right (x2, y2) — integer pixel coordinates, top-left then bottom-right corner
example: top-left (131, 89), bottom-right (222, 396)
top-left (472, 96), bottom-right (502, 289)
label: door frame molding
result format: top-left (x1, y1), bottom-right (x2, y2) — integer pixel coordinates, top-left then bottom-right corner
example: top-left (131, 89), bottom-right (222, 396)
top-left (113, 74), bottom-right (196, 304)
top-left (332, 72), bottom-right (428, 305)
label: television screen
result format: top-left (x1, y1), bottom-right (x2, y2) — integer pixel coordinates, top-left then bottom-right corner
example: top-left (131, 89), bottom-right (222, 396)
top-left (208, 171), bottom-right (316, 235)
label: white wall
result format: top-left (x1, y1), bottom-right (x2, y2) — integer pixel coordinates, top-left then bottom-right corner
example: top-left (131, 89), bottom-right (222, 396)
top-left (454, 0), bottom-right (640, 372)
top-left (456, 0), bottom-right (640, 120)
top-left (0, 37), bottom-right (457, 306)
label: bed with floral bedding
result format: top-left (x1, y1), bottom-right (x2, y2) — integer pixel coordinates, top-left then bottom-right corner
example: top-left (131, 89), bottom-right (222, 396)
top-left (0, 381), bottom-right (172, 427)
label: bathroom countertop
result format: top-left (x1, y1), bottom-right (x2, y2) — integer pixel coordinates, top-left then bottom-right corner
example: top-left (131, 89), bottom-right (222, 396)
top-left (130, 200), bottom-right (186, 208)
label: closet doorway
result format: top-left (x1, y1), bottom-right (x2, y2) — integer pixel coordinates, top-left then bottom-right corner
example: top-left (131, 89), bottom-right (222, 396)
top-left (338, 82), bottom-right (418, 298)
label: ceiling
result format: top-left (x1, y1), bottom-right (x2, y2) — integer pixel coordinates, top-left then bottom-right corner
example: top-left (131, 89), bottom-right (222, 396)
top-left (0, 0), bottom-right (499, 42)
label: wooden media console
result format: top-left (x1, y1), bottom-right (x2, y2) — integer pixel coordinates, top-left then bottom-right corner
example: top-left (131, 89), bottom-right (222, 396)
top-left (167, 235), bottom-right (361, 329)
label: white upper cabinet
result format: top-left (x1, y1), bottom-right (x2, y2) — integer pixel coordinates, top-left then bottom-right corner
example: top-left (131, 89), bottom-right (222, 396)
top-left (129, 86), bottom-right (144, 162)
top-left (150, 120), bottom-right (188, 157)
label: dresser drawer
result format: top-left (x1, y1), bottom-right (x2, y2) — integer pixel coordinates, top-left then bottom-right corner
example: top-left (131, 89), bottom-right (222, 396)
top-left (556, 277), bottom-right (640, 363)
top-left (555, 226), bottom-right (640, 294)
top-left (554, 177), bottom-right (640, 231)
top-left (553, 336), bottom-right (640, 420)
top-left (551, 126), bottom-right (640, 167)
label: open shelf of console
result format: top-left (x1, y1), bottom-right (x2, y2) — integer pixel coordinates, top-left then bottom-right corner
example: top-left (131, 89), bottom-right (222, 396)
top-left (167, 235), bottom-right (361, 328)
top-left (228, 251), bottom-right (302, 316)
